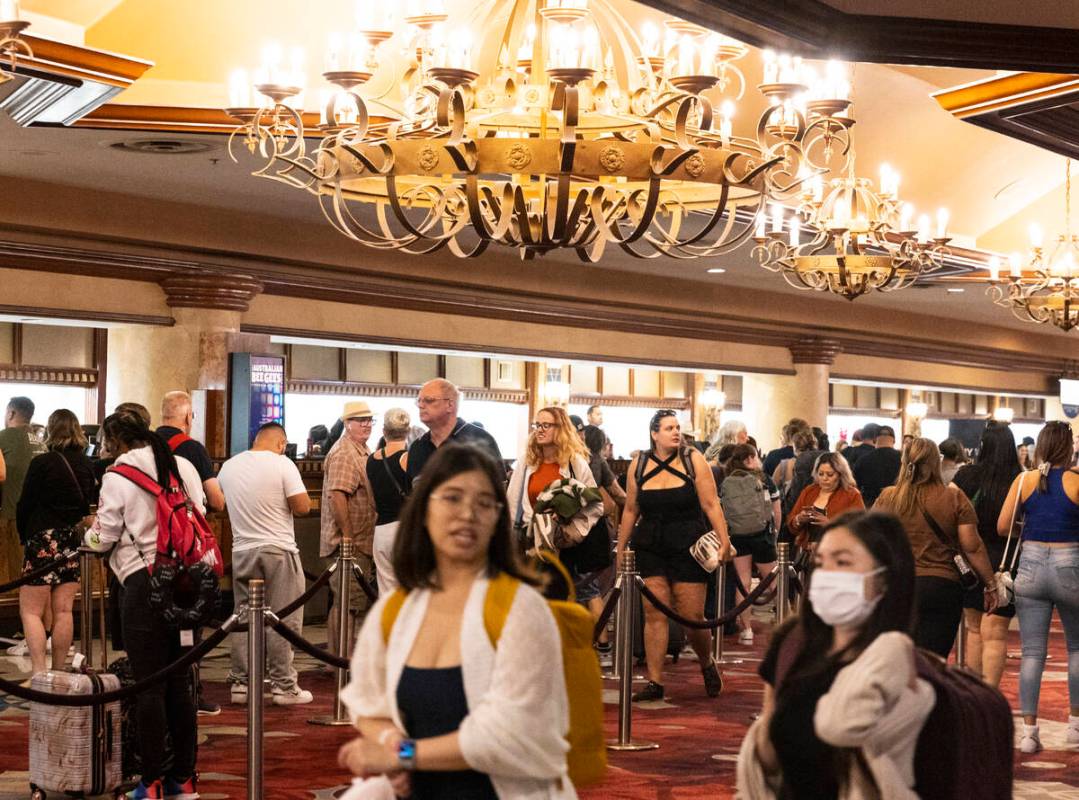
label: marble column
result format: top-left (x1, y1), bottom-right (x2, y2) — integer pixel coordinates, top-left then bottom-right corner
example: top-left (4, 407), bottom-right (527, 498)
top-left (741, 338), bottom-right (841, 450)
top-left (106, 272), bottom-right (267, 453)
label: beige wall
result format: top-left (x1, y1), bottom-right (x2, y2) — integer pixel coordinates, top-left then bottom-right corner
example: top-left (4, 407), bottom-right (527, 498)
top-left (832, 354), bottom-right (1055, 395)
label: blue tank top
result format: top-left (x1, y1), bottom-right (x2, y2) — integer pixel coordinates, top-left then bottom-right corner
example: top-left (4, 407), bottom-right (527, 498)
top-left (1021, 468), bottom-right (1079, 543)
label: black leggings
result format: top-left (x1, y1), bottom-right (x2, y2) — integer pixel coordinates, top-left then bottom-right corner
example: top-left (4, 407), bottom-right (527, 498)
top-left (121, 569), bottom-right (197, 783)
top-left (914, 576), bottom-right (965, 658)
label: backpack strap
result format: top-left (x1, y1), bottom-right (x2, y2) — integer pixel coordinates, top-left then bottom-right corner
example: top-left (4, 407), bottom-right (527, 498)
top-left (166, 432), bottom-right (192, 453)
top-left (634, 450), bottom-right (650, 486)
top-left (380, 588), bottom-right (409, 644)
top-left (681, 447), bottom-right (696, 481)
top-left (482, 572), bottom-right (521, 648)
top-left (107, 463), bottom-right (164, 497)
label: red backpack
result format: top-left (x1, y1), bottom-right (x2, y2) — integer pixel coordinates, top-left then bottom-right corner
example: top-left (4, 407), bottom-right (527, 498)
top-left (107, 464), bottom-right (223, 577)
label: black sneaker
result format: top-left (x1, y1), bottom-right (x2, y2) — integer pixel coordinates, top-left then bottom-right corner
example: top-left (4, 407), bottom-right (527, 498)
top-left (632, 681), bottom-right (664, 702)
top-left (702, 660), bottom-right (723, 698)
top-left (197, 698), bottom-right (221, 716)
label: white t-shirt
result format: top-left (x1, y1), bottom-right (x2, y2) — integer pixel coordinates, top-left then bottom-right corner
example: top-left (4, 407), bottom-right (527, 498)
top-left (218, 450), bottom-right (307, 554)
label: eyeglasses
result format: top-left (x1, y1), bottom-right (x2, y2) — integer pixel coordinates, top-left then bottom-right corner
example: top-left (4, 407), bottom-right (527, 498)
top-left (530, 421), bottom-right (557, 432)
top-left (430, 491), bottom-right (504, 518)
top-left (346, 417), bottom-right (374, 425)
top-left (416, 396), bottom-right (450, 407)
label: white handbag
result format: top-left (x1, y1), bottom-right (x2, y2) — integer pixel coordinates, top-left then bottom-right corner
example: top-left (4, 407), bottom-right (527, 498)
top-left (338, 776), bottom-right (395, 800)
top-left (690, 531), bottom-right (721, 572)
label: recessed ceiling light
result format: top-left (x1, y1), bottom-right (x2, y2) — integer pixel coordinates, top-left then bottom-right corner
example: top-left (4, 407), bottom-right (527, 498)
top-left (946, 287), bottom-right (965, 293)
top-left (707, 267), bottom-right (726, 274)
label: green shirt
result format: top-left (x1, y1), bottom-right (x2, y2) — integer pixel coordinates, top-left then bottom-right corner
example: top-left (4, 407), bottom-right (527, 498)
top-left (0, 425), bottom-right (40, 520)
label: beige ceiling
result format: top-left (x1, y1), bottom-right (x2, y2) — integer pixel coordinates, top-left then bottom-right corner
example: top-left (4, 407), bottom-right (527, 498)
top-left (4, 0), bottom-right (1076, 337)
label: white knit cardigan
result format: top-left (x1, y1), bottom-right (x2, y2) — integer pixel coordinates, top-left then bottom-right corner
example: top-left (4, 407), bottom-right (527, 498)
top-left (737, 632), bottom-right (936, 800)
top-left (341, 574), bottom-right (577, 800)
top-left (506, 453), bottom-right (603, 545)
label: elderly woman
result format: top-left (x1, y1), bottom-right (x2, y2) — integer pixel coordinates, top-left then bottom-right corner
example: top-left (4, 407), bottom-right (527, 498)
top-left (786, 452), bottom-right (864, 551)
top-left (705, 419), bottom-right (748, 462)
top-left (368, 407), bottom-right (412, 594)
top-left (339, 444), bottom-right (575, 799)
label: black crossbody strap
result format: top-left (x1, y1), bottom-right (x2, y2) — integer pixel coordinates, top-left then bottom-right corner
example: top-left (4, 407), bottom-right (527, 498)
top-left (56, 450), bottom-right (86, 505)
top-left (379, 448), bottom-right (407, 499)
top-left (920, 505), bottom-right (959, 557)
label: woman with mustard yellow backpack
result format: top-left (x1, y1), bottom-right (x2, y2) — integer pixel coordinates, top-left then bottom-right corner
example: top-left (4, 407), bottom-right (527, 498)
top-left (337, 443), bottom-right (604, 800)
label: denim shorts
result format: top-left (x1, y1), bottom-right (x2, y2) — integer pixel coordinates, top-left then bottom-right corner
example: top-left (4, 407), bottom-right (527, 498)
top-left (572, 569), bottom-right (601, 603)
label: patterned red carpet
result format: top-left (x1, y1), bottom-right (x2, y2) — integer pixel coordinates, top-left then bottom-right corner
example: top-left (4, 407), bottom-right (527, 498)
top-left (0, 620), bottom-right (1076, 799)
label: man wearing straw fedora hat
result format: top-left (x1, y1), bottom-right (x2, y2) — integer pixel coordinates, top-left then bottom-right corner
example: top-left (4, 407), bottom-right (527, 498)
top-left (320, 400), bottom-right (377, 658)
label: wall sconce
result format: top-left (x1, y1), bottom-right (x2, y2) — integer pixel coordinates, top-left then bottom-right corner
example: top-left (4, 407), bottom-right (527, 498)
top-left (543, 366), bottom-right (570, 407)
top-left (698, 379), bottom-right (726, 443)
top-left (993, 405), bottom-right (1015, 423)
top-left (905, 401), bottom-right (929, 419)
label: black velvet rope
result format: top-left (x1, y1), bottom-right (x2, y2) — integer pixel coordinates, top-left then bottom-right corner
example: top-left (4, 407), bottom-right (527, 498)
top-left (0, 550), bottom-right (80, 594)
top-left (351, 563), bottom-right (378, 603)
top-left (788, 566), bottom-right (803, 597)
top-left (0, 618), bottom-right (238, 706)
top-left (267, 616), bottom-right (350, 670)
top-left (728, 568), bottom-right (780, 607)
top-left (592, 584), bottom-right (622, 644)
top-left (215, 563), bottom-right (337, 634)
top-left (636, 567), bottom-right (780, 630)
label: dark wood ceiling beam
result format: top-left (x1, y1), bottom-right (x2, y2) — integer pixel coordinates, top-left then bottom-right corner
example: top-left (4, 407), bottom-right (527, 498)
top-left (638, 0), bottom-right (1079, 72)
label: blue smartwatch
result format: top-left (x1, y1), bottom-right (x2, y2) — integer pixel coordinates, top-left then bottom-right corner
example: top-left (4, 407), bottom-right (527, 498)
top-left (397, 738), bottom-right (417, 771)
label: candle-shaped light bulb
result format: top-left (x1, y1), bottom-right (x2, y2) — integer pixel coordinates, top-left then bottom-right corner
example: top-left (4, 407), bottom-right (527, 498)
top-left (262, 41), bottom-right (283, 83)
top-left (789, 215), bottom-right (801, 247)
top-left (677, 35), bottom-right (694, 75)
top-left (763, 49), bottom-right (777, 83)
top-left (583, 26), bottom-right (600, 70)
top-left (899, 202), bottom-right (914, 232)
top-left (917, 213), bottom-right (930, 243)
top-left (326, 33), bottom-right (343, 71)
top-left (771, 203), bottom-right (784, 234)
top-left (289, 47), bottom-right (305, 88)
top-left (879, 163), bottom-right (893, 197)
top-left (811, 174), bottom-right (823, 203)
top-left (1029, 223), bottom-right (1043, 249)
top-left (778, 52), bottom-right (792, 82)
top-left (935, 207), bottom-right (949, 239)
top-left (641, 21), bottom-right (659, 58)
top-left (229, 68), bottom-right (250, 108)
top-left (755, 213), bottom-right (767, 239)
top-left (1009, 252), bottom-right (1022, 277)
top-left (0, 0), bottom-right (19, 21)
top-left (318, 88), bottom-right (331, 126)
top-left (988, 256), bottom-right (1000, 282)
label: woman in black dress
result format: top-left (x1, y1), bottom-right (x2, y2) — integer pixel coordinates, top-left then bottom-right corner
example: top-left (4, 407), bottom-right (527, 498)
top-left (16, 409), bottom-right (96, 675)
top-left (616, 410), bottom-right (733, 702)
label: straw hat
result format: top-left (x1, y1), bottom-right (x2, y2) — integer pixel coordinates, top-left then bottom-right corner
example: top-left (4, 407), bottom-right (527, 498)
top-left (340, 401), bottom-right (374, 421)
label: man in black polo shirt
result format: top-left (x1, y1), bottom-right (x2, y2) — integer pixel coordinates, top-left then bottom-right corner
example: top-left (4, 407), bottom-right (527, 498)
top-left (843, 423), bottom-right (879, 470)
top-left (852, 424), bottom-right (901, 507)
top-left (157, 390), bottom-right (225, 512)
top-left (407, 379), bottom-right (505, 483)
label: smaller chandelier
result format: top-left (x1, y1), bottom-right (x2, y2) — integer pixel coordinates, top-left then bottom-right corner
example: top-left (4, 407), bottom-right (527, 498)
top-left (751, 57), bottom-right (950, 300)
top-left (984, 159), bottom-right (1079, 333)
top-left (0, 0), bottom-right (32, 84)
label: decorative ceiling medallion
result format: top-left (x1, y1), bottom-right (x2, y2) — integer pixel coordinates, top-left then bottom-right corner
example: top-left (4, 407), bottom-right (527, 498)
top-left (506, 143), bottom-right (532, 170)
top-left (685, 153), bottom-right (706, 178)
top-left (417, 145), bottom-right (439, 173)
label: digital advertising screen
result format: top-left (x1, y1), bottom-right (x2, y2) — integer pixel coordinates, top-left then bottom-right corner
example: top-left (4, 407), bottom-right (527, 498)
top-left (1062, 378), bottom-right (1079, 419)
top-left (228, 352), bottom-right (286, 455)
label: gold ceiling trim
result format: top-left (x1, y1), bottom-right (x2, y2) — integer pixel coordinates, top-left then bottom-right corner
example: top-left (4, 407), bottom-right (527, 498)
top-left (19, 33), bottom-right (152, 89)
top-left (932, 72), bottom-right (1079, 119)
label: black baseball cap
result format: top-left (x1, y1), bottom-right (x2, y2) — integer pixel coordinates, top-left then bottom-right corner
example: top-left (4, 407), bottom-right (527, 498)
top-left (1021, 436), bottom-right (1035, 447)
top-left (877, 425), bottom-right (896, 439)
top-left (569, 414), bottom-right (585, 432)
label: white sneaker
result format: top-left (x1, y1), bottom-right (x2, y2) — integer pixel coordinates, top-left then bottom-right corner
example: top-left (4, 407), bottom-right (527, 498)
top-left (272, 685), bottom-right (313, 706)
top-left (1067, 717), bottom-right (1079, 745)
top-left (229, 684), bottom-right (248, 705)
top-left (6, 639), bottom-right (28, 656)
top-left (739, 627), bottom-right (754, 645)
top-left (1019, 724), bottom-right (1042, 754)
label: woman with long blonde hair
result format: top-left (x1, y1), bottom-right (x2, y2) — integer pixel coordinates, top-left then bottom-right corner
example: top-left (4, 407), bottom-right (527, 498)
top-left (874, 437), bottom-right (998, 657)
top-left (506, 406), bottom-right (602, 564)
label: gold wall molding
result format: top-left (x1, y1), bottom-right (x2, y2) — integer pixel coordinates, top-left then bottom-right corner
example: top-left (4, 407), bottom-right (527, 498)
top-left (287, 379), bottom-right (528, 405)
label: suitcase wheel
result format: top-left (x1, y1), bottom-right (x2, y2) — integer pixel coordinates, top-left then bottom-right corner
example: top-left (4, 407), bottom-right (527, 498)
top-left (29, 787), bottom-right (46, 800)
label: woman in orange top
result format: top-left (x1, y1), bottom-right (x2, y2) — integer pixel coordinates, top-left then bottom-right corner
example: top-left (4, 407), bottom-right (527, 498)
top-left (786, 452), bottom-right (865, 550)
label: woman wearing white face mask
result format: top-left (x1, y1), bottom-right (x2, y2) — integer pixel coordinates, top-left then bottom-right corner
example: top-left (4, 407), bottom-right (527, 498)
top-left (737, 512), bottom-right (936, 800)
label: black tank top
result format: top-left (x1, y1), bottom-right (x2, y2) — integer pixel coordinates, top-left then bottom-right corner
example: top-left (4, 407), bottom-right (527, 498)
top-left (366, 448), bottom-right (409, 526)
top-left (637, 451), bottom-right (704, 524)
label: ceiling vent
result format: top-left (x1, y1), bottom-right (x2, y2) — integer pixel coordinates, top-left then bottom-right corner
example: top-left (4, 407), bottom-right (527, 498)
top-left (109, 139), bottom-right (215, 155)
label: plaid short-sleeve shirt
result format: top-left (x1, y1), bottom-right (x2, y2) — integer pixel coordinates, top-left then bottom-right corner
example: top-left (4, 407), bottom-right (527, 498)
top-left (319, 435), bottom-right (376, 558)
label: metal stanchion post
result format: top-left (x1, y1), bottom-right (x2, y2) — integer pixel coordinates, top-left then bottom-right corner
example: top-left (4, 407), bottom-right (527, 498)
top-left (606, 550), bottom-right (658, 752)
top-left (310, 538), bottom-right (353, 726)
top-left (247, 579), bottom-right (266, 800)
top-left (78, 548), bottom-right (94, 666)
top-left (712, 564), bottom-right (742, 666)
top-left (776, 543), bottom-right (790, 625)
top-left (97, 557), bottom-right (109, 671)
top-left (955, 619), bottom-right (966, 667)
top-left (603, 579), bottom-right (622, 681)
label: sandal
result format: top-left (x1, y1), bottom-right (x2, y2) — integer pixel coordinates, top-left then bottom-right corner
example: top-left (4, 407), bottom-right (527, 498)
top-left (702, 660), bottom-right (723, 698)
top-left (632, 680), bottom-right (665, 702)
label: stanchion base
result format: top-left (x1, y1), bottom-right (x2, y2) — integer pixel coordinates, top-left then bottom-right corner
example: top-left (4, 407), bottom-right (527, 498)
top-left (716, 657), bottom-right (743, 666)
top-left (308, 716), bottom-right (353, 726)
top-left (603, 671), bottom-right (647, 681)
top-left (606, 739), bottom-right (659, 751)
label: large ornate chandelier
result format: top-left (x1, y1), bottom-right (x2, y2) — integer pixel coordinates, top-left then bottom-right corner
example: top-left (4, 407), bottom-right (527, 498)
top-left (983, 159), bottom-right (1079, 332)
top-left (750, 59), bottom-right (951, 300)
top-left (224, 1), bottom-right (854, 261)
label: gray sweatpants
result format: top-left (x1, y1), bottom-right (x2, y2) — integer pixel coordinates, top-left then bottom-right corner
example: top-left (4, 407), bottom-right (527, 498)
top-left (229, 546), bottom-right (304, 691)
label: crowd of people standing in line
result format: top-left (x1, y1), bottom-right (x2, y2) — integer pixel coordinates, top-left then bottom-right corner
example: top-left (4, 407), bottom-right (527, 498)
top-left (3, 380), bottom-right (1079, 798)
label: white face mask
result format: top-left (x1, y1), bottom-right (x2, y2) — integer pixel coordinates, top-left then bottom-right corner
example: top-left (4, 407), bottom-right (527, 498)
top-left (808, 567), bottom-right (886, 628)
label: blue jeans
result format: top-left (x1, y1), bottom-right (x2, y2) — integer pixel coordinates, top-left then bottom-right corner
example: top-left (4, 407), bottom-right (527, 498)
top-left (1014, 543), bottom-right (1079, 717)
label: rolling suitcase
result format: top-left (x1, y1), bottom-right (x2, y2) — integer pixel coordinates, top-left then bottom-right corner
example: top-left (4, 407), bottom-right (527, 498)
top-left (29, 669), bottom-right (123, 799)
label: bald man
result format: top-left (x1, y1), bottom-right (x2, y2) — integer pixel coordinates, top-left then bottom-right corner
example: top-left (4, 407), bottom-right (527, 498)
top-left (406, 378), bottom-right (505, 482)
top-left (218, 422), bottom-right (314, 706)
top-left (157, 390), bottom-right (225, 512)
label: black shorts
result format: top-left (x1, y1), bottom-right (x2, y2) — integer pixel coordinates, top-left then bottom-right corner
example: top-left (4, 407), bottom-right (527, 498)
top-left (633, 518), bottom-right (711, 584)
top-left (729, 530), bottom-right (777, 564)
top-left (962, 581), bottom-right (1016, 618)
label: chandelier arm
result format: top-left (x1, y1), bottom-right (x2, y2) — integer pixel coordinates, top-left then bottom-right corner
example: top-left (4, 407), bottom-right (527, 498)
top-left (382, 176), bottom-right (460, 240)
top-left (599, 181), bottom-right (662, 246)
top-left (320, 187), bottom-right (420, 250)
top-left (340, 142), bottom-right (395, 175)
top-left (673, 95), bottom-right (712, 152)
